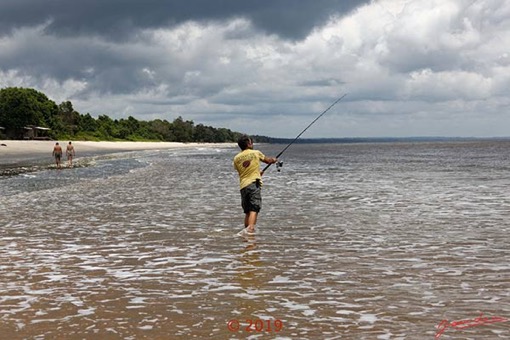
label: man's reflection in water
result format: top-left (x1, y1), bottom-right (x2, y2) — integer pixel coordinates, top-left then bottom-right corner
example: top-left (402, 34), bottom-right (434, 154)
top-left (238, 237), bottom-right (261, 289)
top-left (234, 237), bottom-right (270, 321)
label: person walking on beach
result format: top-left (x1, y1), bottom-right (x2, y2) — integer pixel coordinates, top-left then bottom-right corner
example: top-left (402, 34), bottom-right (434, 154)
top-left (233, 135), bottom-right (278, 235)
top-left (66, 141), bottom-right (75, 167)
top-left (52, 142), bottom-right (63, 169)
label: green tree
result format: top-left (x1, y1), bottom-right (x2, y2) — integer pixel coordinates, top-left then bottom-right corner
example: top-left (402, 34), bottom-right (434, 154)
top-left (55, 100), bottom-right (81, 137)
top-left (79, 113), bottom-right (98, 132)
top-left (31, 89), bottom-right (58, 126)
top-left (171, 116), bottom-right (194, 142)
top-left (0, 87), bottom-right (52, 134)
top-left (149, 119), bottom-right (173, 141)
top-left (193, 123), bottom-right (215, 142)
top-left (96, 115), bottom-right (118, 140)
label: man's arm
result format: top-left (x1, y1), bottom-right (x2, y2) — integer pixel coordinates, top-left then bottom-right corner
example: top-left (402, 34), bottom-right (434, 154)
top-left (260, 156), bottom-right (278, 175)
top-left (263, 156), bottom-right (278, 164)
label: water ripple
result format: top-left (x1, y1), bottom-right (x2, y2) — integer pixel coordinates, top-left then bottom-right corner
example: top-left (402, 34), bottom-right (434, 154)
top-left (0, 142), bottom-right (509, 339)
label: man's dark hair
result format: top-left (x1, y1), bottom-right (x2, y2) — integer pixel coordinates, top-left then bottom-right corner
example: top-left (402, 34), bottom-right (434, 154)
top-left (237, 135), bottom-right (252, 150)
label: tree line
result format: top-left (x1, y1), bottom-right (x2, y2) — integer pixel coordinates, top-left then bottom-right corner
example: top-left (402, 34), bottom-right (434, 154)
top-left (0, 87), bottom-right (246, 143)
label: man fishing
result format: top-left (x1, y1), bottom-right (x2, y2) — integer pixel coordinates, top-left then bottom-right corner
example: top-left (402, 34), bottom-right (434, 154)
top-left (233, 95), bottom-right (346, 236)
top-left (233, 135), bottom-right (278, 236)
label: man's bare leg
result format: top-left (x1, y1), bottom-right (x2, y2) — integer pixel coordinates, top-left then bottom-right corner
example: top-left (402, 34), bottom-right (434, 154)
top-left (244, 211), bottom-right (258, 232)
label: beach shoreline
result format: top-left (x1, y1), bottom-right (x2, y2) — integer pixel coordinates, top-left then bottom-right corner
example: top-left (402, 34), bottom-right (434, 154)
top-left (0, 140), bottom-right (235, 175)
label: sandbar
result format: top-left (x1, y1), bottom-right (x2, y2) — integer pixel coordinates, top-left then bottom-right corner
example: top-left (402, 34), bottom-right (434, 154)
top-left (0, 140), bottom-right (235, 175)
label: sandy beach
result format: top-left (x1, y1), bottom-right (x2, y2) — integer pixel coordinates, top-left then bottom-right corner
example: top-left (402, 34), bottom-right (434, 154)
top-left (0, 140), bottom-right (234, 174)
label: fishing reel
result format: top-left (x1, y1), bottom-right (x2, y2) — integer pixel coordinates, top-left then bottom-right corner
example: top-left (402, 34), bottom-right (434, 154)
top-left (276, 161), bottom-right (284, 172)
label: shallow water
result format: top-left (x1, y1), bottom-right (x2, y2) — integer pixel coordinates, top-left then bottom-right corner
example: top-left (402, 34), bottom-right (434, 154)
top-left (0, 141), bottom-right (509, 339)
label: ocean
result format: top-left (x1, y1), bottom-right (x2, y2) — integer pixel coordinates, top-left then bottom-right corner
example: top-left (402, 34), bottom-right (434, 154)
top-left (0, 140), bottom-right (509, 339)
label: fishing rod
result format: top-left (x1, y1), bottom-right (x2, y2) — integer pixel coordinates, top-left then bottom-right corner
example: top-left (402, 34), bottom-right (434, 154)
top-left (262, 93), bottom-right (347, 173)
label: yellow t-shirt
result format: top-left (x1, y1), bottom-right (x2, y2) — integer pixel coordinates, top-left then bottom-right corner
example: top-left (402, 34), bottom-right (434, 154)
top-left (233, 149), bottom-right (265, 189)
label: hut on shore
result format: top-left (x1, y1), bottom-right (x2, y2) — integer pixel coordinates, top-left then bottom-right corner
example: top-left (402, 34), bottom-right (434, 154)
top-left (23, 126), bottom-right (52, 140)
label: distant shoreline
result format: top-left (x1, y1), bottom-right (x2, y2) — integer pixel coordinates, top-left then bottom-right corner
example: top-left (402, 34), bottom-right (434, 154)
top-left (266, 136), bottom-right (510, 144)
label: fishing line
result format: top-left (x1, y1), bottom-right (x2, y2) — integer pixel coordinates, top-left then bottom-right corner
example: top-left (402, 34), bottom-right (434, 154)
top-left (262, 93), bottom-right (347, 173)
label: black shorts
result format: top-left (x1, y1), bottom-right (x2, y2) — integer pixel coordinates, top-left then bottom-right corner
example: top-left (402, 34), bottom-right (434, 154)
top-left (240, 182), bottom-right (261, 213)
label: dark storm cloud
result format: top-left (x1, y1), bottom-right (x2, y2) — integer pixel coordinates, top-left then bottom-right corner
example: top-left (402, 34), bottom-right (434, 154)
top-left (0, 0), bottom-right (369, 40)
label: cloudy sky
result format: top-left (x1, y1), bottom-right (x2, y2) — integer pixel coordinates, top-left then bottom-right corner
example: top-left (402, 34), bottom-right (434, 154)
top-left (1, 0), bottom-right (509, 138)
